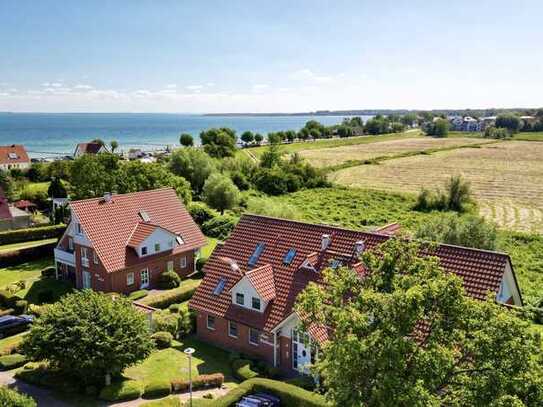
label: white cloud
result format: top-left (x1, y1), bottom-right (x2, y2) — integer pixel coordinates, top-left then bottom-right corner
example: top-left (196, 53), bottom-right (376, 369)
top-left (165, 84), bottom-right (177, 89)
top-left (186, 85), bottom-right (204, 91)
top-left (289, 69), bottom-right (335, 84)
top-left (73, 84), bottom-right (93, 90)
top-left (206, 82), bottom-right (215, 87)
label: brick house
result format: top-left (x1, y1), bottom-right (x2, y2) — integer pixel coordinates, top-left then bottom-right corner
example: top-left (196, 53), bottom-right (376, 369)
top-left (0, 144), bottom-right (30, 171)
top-left (54, 188), bottom-right (206, 293)
top-left (73, 142), bottom-right (108, 158)
top-left (189, 214), bottom-right (523, 375)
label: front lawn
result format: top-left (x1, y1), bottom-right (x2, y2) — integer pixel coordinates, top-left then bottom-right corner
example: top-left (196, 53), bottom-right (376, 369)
top-left (124, 336), bottom-right (237, 388)
top-left (0, 257), bottom-right (53, 287)
top-left (0, 238), bottom-right (58, 253)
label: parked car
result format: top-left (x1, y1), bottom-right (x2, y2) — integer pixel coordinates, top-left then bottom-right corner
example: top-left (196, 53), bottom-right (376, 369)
top-left (0, 315), bottom-right (33, 338)
top-left (237, 393), bottom-right (280, 407)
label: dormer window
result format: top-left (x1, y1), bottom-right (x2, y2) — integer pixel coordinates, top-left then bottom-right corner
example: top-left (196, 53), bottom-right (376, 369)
top-left (236, 293), bottom-right (245, 305)
top-left (141, 246), bottom-right (148, 256)
top-left (251, 297), bottom-right (261, 311)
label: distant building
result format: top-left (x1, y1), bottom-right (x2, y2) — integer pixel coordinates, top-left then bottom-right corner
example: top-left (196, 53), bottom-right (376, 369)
top-left (73, 142), bottom-right (108, 158)
top-left (0, 145), bottom-right (30, 171)
top-left (0, 188), bottom-right (31, 231)
top-left (448, 116), bottom-right (482, 132)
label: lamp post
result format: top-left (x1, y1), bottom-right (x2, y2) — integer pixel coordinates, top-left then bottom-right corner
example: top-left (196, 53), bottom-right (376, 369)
top-left (184, 347), bottom-right (195, 407)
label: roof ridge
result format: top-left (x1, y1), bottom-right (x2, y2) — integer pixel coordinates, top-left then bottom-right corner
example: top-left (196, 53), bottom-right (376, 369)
top-left (70, 187), bottom-right (175, 205)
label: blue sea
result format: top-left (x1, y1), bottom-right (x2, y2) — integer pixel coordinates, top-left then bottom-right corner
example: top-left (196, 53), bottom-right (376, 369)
top-left (0, 113), bottom-right (369, 158)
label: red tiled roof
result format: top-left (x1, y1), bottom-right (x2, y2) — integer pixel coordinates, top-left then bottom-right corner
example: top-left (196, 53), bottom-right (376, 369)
top-left (69, 188), bottom-right (206, 273)
top-left (14, 200), bottom-right (36, 209)
top-left (245, 264), bottom-right (276, 301)
top-left (190, 214), bottom-right (516, 335)
top-left (76, 142), bottom-right (106, 155)
top-left (0, 145), bottom-right (29, 165)
top-left (127, 222), bottom-right (174, 248)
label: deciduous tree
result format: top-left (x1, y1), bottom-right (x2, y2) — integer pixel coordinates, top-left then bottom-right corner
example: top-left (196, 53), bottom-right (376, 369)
top-left (202, 173), bottom-right (240, 214)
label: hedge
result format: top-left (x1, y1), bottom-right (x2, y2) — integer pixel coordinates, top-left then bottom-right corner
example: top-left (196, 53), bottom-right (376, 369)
top-left (210, 378), bottom-right (328, 407)
top-left (143, 379), bottom-right (172, 398)
top-left (0, 353), bottom-right (27, 370)
top-left (157, 271), bottom-right (181, 290)
top-left (171, 373), bottom-right (224, 393)
top-left (99, 380), bottom-right (144, 402)
top-left (0, 224), bottom-right (65, 245)
top-left (151, 331), bottom-right (173, 349)
top-left (0, 386), bottom-right (37, 407)
top-left (202, 215), bottom-right (237, 240)
top-left (139, 396), bottom-right (181, 407)
top-left (128, 289), bottom-right (149, 301)
top-left (140, 280), bottom-right (200, 309)
top-left (0, 243), bottom-right (56, 267)
top-left (231, 359), bottom-right (259, 381)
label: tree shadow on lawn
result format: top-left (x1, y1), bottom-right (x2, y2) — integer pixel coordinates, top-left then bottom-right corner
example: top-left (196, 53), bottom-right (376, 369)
top-left (22, 277), bottom-right (74, 304)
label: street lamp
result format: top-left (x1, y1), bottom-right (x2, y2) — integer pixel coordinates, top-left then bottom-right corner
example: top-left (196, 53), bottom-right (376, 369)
top-left (184, 347), bottom-right (195, 407)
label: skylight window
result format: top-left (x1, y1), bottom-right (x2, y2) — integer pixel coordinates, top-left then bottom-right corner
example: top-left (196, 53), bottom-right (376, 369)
top-left (176, 236), bottom-right (184, 245)
top-left (8, 153), bottom-right (18, 159)
top-left (283, 248), bottom-right (296, 265)
top-left (213, 278), bottom-right (227, 295)
top-left (248, 243), bottom-right (265, 267)
top-left (138, 210), bottom-right (150, 222)
top-left (330, 259), bottom-right (342, 269)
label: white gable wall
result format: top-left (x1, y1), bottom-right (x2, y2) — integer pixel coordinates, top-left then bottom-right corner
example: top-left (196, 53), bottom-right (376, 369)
top-left (231, 276), bottom-right (268, 312)
top-left (497, 262), bottom-right (522, 306)
top-left (138, 227), bottom-right (177, 257)
top-left (71, 212), bottom-right (93, 247)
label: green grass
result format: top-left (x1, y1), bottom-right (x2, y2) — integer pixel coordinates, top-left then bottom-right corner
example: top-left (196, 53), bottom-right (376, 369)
top-left (513, 132), bottom-right (543, 141)
top-left (245, 131), bottom-right (421, 158)
top-left (0, 332), bottom-right (25, 353)
top-left (274, 187), bottom-right (543, 305)
top-left (124, 336), bottom-right (237, 387)
top-left (0, 238), bottom-right (58, 253)
top-left (201, 237), bottom-right (218, 260)
top-left (0, 257), bottom-right (53, 288)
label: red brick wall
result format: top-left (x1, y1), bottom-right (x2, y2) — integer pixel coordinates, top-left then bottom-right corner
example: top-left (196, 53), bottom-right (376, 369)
top-left (195, 311), bottom-right (275, 365)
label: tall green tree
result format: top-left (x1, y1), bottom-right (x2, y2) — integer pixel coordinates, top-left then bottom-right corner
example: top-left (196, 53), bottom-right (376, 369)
top-left (70, 153), bottom-right (119, 199)
top-left (179, 133), bottom-right (194, 147)
top-left (496, 113), bottom-right (522, 133)
top-left (47, 177), bottom-right (68, 198)
top-left (240, 131), bottom-right (254, 145)
top-left (296, 239), bottom-right (543, 406)
top-left (110, 140), bottom-right (119, 153)
top-left (168, 148), bottom-right (216, 195)
top-left (202, 173), bottom-right (240, 214)
top-left (22, 291), bottom-right (154, 386)
top-left (200, 127), bottom-right (237, 158)
top-left (254, 133), bottom-right (264, 145)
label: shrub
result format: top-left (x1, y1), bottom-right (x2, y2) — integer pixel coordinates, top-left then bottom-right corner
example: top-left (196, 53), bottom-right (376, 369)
top-left (232, 359), bottom-right (259, 381)
top-left (0, 386), bottom-right (36, 407)
top-left (0, 243), bottom-right (57, 267)
top-left (202, 215), bottom-right (237, 240)
top-left (13, 299), bottom-right (28, 314)
top-left (171, 373), bottom-right (224, 393)
top-left (41, 266), bottom-right (56, 278)
top-left (286, 375), bottom-right (316, 391)
top-left (151, 331), bottom-right (173, 349)
top-left (188, 202), bottom-right (219, 226)
top-left (153, 310), bottom-right (180, 336)
top-left (157, 271), bottom-right (181, 290)
top-left (144, 379), bottom-right (172, 398)
top-left (140, 280), bottom-right (200, 309)
top-left (168, 303), bottom-right (181, 313)
top-left (37, 289), bottom-right (54, 304)
top-left (196, 257), bottom-right (207, 272)
top-left (99, 380), bottom-right (144, 401)
top-left (139, 396), bottom-right (181, 407)
top-left (0, 224), bottom-right (65, 246)
top-left (178, 304), bottom-right (195, 337)
top-left (0, 353), bottom-right (28, 370)
top-left (128, 289), bottom-right (149, 301)
top-left (413, 176), bottom-right (472, 213)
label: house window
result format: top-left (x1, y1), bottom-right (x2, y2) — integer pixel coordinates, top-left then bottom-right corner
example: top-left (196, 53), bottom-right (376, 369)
top-left (93, 251), bottom-right (99, 265)
top-left (127, 272), bottom-right (134, 286)
top-left (180, 256), bottom-right (187, 268)
top-left (228, 321), bottom-right (238, 338)
top-left (141, 246), bottom-right (148, 256)
top-left (249, 328), bottom-right (260, 345)
top-left (167, 261), bottom-right (174, 272)
top-left (154, 243), bottom-right (161, 252)
top-left (207, 315), bottom-right (215, 330)
top-left (68, 237), bottom-right (74, 251)
top-left (76, 223), bottom-right (82, 235)
top-left (236, 293), bottom-right (244, 306)
top-left (251, 297), bottom-right (261, 311)
top-left (80, 247), bottom-right (88, 259)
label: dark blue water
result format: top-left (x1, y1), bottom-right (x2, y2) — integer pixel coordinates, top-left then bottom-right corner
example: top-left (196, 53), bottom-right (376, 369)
top-left (0, 113), bottom-right (368, 158)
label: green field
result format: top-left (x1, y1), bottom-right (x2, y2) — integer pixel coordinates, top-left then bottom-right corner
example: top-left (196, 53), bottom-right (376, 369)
top-left (273, 187), bottom-right (543, 305)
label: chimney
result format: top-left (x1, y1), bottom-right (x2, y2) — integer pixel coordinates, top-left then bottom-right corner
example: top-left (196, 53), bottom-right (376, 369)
top-left (353, 240), bottom-right (365, 257)
top-left (103, 192), bottom-right (112, 203)
top-left (321, 234), bottom-right (331, 251)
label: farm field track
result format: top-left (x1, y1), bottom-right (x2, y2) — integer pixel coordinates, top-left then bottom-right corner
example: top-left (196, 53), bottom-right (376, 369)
top-left (300, 137), bottom-right (496, 168)
top-left (330, 140), bottom-right (543, 232)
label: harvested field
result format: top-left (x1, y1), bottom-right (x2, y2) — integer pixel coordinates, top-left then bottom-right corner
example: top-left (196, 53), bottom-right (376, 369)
top-left (300, 137), bottom-right (494, 168)
top-left (330, 141), bottom-right (543, 232)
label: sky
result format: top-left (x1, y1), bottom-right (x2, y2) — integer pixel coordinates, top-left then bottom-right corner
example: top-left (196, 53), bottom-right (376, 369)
top-left (1, 0), bottom-right (542, 113)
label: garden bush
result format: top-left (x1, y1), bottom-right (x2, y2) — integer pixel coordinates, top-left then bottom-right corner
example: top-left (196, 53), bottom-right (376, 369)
top-left (168, 303), bottom-right (181, 313)
top-left (211, 378), bottom-right (328, 407)
top-left (15, 362), bottom-right (68, 390)
top-left (188, 202), bottom-right (219, 226)
top-left (0, 353), bottom-right (27, 370)
top-left (37, 289), bottom-right (54, 304)
top-left (171, 373), bottom-right (224, 393)
top-left (99, 380), bottom-right (144, 402)
top-left (151, 331), bottom-right (173, 349)
top-left (153, 310), bottom-right (180, 336)
top-left (0, 243), bottom-right (57, 267)
top-left (202, 215), bottom-right (237, 240)
top-left (128, 289), bottom-right (149, 301)
top-left (196, 257), bottom-right (207, 272)
top-left (13, 299), bottom-right (28, 314)
top-left (178, 304), bottom-right (195, 337)
top-left (140, 281), bottom-right (199, 309)
top-left (41, 266), bottom-right (56, 278)
top-left (0, 224), bottom-right (65, 245)
top-left (144, 379), bottom-right (172, 398)
top-left (0, 385), bottom-right (36, 407)
top-left (157, 271), bottom-right (181, 290)
top-left (231, 358), bottom-right (259, 381)
top-left (139, 396), bottom-right (181, 407)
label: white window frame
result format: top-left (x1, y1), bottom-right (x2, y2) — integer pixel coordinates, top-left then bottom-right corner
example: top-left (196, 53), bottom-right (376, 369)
top-left (154, 243), bottom-right (161, 252)
top-left (76, 223), bottom-right (82, 235)
top-left (180, 256), bottom-right (187, 268)
top-left (228, 321), bottom-right (238, 338)
top-left (207, 315), bottom-right (216, 330)
top-left (80, 246), bottom-right (88, 259)
top-left (93, 250), bottom-right (99, 265)
top-left (236, 293), bottom-right (244, 306)
top-left (140, 268), bottom-right (150, 288)
top-left (68, 237), bottom-right (74, 251)
top-left (249, 328), bottom-right (260, 346)
top-left (251, 297), bottom-right (261, 311)
top-left (167, 261), bottom-right (174, 272)
top-left (127, 272), bottom-right (135, 286)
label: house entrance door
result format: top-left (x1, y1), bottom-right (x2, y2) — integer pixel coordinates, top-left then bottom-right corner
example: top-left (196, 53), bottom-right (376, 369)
top-left (140, 268), bottom-right (150, 288)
